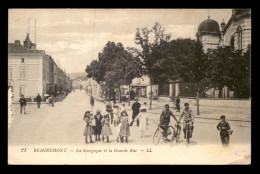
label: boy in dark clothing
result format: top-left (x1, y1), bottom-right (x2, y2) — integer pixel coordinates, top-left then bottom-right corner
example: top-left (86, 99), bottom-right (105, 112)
top-left (217, 115), bottom-right (231, 147)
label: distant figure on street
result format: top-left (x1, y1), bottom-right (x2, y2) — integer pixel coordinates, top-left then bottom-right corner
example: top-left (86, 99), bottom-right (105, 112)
top-left (175, 96), bottom-right (180, 112)
top-left (93, 109), bottom-right (103, 141)
top-left (90, 96), bottom-right (95, 107)
top-left (136, 102), bottom-right (149, 138)
top-left (119, 111), bottom-right (130, 143)
top-left (49, 95), bottom-right (54, 107)
top-left (217, 115), bottom-right (231, 147)
top-left (83, 111), bottom-right (94, 144)
top-left (101, 114), bottom-right (112, 143)
top-left (19, 94), bottom-right (26, 114)
top-left (120, 103), bottom-right (127, 113)
top-left (36, 93), bottom-right (42, 109)
top-left (130, 99), bottom-right (141, 126)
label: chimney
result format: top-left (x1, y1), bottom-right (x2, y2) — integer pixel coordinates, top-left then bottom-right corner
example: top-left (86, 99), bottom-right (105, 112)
top-left (14, 40), bottom-right (20, 45)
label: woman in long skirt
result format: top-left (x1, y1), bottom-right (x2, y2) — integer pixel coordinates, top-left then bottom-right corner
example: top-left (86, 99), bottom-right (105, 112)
top-left (101, 114), bottom-right (112, 143)
top-left (83, 111), bottom-right (94, 144)
top-left (119, 111), bottom-right (130, 143)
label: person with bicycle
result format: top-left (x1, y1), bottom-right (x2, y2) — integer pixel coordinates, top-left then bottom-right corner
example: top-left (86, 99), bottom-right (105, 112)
top-left (160, 104), bottom-right (178, 140)
top-left (179, 103), bottom-right (194, 139)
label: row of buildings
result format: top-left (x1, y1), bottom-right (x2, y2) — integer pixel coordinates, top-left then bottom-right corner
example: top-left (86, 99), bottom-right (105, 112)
top-left (8, 34), bottom-right (73, 102)
top-left (87, 9), bottom-right (251, 100)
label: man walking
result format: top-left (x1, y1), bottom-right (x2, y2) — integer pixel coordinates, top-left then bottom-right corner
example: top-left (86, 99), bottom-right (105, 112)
top-left (217, 115), bottom-right (231, 147)
top-left (36, 93), bottom-right (42, 108)
top-left (19, 95), bottom-right (26, 114)
top-left (130, 98), bottom-right (141, 126)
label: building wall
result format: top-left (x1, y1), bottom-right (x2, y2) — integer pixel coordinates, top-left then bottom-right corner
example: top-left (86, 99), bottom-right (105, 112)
top-left (8, 53), bottom-right (43, 101)
top-left (199, 34), bottom-right (220, 52)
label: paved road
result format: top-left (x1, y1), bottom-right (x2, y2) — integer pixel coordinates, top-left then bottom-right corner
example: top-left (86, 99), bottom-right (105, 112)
top-left (8, 89), bottom-right (251, 147)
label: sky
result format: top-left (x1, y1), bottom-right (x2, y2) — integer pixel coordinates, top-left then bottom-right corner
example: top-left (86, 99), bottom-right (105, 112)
top-left (8, 9), bottom-right (232, 74)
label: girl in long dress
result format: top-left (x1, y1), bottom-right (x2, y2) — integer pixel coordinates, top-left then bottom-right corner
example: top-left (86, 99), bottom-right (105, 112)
top-left (136, 102), bottom-right (149, 138)
top-left (101, 114), bottom-right (113, 143)
top-left (113, 105), bottom-right (120, 126)
top-left (83, 111), bottom-right (94, 144)
top-left (119, 111), bottom-right (130, 143)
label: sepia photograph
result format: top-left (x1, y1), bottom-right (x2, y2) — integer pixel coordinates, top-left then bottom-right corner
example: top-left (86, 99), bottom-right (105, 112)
top-left (8, 8), bottom-right (251, 165)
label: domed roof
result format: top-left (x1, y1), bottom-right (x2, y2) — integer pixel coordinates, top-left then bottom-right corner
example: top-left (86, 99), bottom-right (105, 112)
top-left (198, 17), bottom-right (220, 35)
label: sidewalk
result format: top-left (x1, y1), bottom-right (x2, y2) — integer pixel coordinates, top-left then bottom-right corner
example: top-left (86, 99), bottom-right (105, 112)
top-left (89, 93), bottom-right (251, 122)
top-left (11, 94), bottom-right (68, 104)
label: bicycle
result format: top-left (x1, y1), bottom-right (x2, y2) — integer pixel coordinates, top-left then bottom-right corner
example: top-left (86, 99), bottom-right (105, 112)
top-left (173, 122), bottom-right (181, 143)
top-left (184, 121), bottom-right (193, 144)
top-left (153, 120), bottom-right (175, 145)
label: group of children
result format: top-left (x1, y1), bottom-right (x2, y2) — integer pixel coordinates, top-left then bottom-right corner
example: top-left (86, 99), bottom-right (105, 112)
top-left (83, 102), bottom-right (149, 144)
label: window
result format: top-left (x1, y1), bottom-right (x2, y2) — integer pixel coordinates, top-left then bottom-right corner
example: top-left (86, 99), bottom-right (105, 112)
top-left (19, 67), bottom-right (26, 79)
top-left (21, 58), bottom-right (24, 63)
top-left (19, 86), bottom-right (25, 97)
top-left (237, 26), bottom-right (243, 50)
top-left (8, 67), bottom-right (13, 79)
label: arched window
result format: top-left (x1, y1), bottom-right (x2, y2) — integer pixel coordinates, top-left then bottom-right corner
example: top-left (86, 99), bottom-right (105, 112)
top-left (21, 58), bottom-right (24, 63)
top-left (237, 26), bottom-right (243, 50)
top-left (230, 35), bottom-right (235, 50)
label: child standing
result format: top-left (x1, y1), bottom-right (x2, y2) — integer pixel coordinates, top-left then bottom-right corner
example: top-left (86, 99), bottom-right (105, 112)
top-left (119, 111), bottom-right (130, 143)
top-left (113, 105), bottom-right (120, 126)
top-left (136, 102), bottom-right (149, 138)
top-left (93, 109), bottom-right (103, 141)
top-left (83, 111), bottom-right (94, 144)
top-left (101, 114), bottom-right (112, 143)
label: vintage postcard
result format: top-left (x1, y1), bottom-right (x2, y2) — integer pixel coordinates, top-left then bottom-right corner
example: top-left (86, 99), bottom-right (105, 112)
top-left (8, 8), bottom-right (251, 165)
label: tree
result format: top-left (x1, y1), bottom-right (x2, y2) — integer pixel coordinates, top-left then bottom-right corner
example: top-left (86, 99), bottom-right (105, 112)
top-left (86, 41), bottom-right (142, 102)
top-left (134, 22), bottom-right (171, 110)
top-left (205, 46), bottom-right (235, 98)
top-left (205, 45), bottom-right (250, 99)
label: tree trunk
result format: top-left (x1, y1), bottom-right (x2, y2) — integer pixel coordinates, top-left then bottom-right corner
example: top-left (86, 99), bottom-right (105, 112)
top-left (105, 88), bottom-right (107, 101)
top-left (128, 84), bottom-right (131, 106)
top-left (196, 82), bottom-right (200, 115)
top-left (149, 82), bottom-right (153, 110)
top-left (119, 86), bottom-right (121, 103)
top-left (112, 88), bottom-right (116, 103)
top-left (109, 88), bottom-right (111, 101)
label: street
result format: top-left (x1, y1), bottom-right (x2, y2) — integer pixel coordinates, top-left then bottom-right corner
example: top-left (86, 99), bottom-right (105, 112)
top-left (8, 89), bottom-right (251, 147)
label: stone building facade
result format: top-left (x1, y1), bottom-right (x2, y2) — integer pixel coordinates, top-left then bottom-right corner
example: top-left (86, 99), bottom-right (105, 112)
top-left (8, 34), bottom-right (72, 101)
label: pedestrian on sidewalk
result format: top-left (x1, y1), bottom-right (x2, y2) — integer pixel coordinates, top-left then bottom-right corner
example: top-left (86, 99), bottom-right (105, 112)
top-left (36, 93), bottom-right (42, 109)
top-left (19, 94), bottom-right (26, 114)
top-left (101, 114), bottom-right (112, 143)
top-left (130, 99), bottom-right (141, 126)
top-left (113, 104), bottom-right (120, 126)
top-left (119, 111), bottom-right (130, 143)
top-left (83, 111), bottom-right (94, 144)
top-left (93, 109), bottom-right (103, 141)
top-left (217, 115), bottom-right (232, 147)
top-left (136, 102), bottom-right (149, 138)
